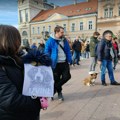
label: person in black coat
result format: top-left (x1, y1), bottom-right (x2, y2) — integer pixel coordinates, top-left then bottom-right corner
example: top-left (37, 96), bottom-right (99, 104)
top-left (72, 37), bottom-right (81, 65)
top-left (97, 30), bottom-right (120, 86)
top-left (0, 25), bottom-right (51, 120)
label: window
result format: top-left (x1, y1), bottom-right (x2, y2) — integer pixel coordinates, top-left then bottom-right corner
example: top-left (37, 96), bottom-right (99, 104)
top-left (43, 26), bottom-right (45, 32)
top-left (106, 0), bottom-right (114, 4)
top-left (32, 27), bottom-right (35, 34)
top-left (80, 22), bottom-right (83, 30)
top-left (119, 7), bottom-right (120, 16)
top-left (48, 26), bottom-right (51, 33)
top-left (23, 39), bottom-right (29, 46)
top-left (63, 24), bottom-right (66, 32)
top-left (71, 23), bottom-right (75, 32)
top-left (106, 0), bottom-right (111, 2)
top-left (104, 8), bottom-right (113, 18)
top-left (19, 10), bottom-right (22, 23)
top-left (25, 9), bottom-right (28, 22)
top-left (22, 0), bottom-right (25, 3)
top-left (88, 21), bottom-right (93, 30)
top-left (38, 27), bottom-right (40, 34)
top-left (85, 8), bottom-right (92, 11)
top-left (22, 31), bottom-right (27, 36)
top-left (104, 9), bottom-right (108, 18)
top-left (109, 8), bottom-right (113, 17)
top-left (34, 0), bottom-right (38, 4)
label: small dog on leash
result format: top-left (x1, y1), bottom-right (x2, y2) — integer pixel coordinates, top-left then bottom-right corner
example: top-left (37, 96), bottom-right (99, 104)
top-left (83, 71), bottom-right (98, 86)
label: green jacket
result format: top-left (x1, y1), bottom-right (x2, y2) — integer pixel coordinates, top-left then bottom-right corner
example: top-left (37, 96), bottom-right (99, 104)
top-left (89, 36), bottom-right (99, 57)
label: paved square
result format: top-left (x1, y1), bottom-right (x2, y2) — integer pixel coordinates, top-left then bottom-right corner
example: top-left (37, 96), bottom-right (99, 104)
top-left (41, 59), bottom-right (120, 120)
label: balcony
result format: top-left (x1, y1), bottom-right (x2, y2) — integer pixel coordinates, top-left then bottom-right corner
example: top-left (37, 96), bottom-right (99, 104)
top-left (98, 15), bottom-right (120, 23)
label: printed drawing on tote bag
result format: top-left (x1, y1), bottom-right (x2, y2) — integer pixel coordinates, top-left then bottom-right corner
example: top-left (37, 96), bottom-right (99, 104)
top-left (22, 64), bottom-right (54, 97)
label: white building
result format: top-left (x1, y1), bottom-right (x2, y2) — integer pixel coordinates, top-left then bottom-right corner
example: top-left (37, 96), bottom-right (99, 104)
top-left (18, 0), bottom-right (54, 46)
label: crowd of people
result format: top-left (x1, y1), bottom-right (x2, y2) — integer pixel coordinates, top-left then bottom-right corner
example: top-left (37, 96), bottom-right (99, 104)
top-left (0, 24), bottom-right (120, 120)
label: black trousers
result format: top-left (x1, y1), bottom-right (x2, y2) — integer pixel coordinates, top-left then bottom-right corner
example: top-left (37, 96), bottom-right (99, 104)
top-left (53, 62), bottom-right (71, 93)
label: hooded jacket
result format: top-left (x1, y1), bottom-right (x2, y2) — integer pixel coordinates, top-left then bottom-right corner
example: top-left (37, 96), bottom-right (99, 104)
top-left (89, 36), bottom-right (99, 57)
top-left (44, 35), bottom-right (72, 69)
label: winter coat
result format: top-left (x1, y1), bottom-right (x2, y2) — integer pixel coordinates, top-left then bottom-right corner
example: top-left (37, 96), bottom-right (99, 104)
top-left (0, 55), bottom-right (41, 120)
top-left (97, 39), bottom-right (113, 61)
top-left (44, 36), bottom-right (72, 69)
top-left (85, 44), bottom-right (90, 52)
top-left (89, 36), bottom-right (99, 57)
top-left (72, 40), bottom-right (81, 52)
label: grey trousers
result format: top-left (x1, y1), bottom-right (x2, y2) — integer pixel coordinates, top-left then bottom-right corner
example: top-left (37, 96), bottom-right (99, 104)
top-left (90, 57), bottom-right (97, 71)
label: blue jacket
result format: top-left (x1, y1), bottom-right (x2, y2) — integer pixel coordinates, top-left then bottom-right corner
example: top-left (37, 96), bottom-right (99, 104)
top-left (44, 37), bottom-right (72, 69)
top-left (97, 39), bottom-right (113, 61)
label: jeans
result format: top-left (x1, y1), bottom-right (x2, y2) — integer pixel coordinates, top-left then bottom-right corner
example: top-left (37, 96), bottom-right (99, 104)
top-left (101, 60), bottom-right (115, 83)
top-left (86, 51), bottom-right (89, 58)
top-left (81, 52), bottom-right (86, 58)
top-left (72, 51), bottom-right (80, 64)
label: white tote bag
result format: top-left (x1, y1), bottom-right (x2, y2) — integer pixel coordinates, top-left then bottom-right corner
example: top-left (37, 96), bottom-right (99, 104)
top-left (22, 64), bottom-right (54, 97)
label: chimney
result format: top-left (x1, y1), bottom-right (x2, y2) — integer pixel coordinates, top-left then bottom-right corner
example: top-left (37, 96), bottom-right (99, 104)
top-left (74, 0), bottom-right (77, 5)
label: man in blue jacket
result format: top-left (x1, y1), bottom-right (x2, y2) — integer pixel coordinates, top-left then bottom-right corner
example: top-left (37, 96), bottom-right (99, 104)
top-left (44, 26), bottom-right (72, 101)
top-left (97, 30), bottom-right (120, 86)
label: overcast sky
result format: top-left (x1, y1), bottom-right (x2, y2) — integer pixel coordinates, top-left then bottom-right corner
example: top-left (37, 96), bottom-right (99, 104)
top-left (0, 0), bottom-right (85, 28)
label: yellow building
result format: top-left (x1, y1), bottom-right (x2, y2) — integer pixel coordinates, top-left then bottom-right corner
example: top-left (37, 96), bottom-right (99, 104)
top-left (18, 0), bottom-right (98, 46)
top-left (98, 0), bottom-right (120, 38)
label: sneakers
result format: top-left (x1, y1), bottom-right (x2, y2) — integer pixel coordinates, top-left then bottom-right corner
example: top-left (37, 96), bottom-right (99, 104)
top-left (101, 81), bottom-right (120, 86)
top-left (58, 92), bottom-right (64, 101)
top-left (111, 81), bottom-right (120, 85)
top-left (102, 81), bottom-right (107, 86)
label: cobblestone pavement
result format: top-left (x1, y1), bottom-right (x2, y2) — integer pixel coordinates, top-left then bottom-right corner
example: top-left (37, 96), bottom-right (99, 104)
top-left (41, 59), bottom-right (120, 120)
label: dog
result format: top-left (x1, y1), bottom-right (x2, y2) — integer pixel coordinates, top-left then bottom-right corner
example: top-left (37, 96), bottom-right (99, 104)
top-left (83, 71), bottom-right (98, 86)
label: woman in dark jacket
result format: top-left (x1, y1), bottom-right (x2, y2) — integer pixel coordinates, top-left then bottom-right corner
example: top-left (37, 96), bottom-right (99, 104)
top-left (0, 25), bottom-right (41, 120)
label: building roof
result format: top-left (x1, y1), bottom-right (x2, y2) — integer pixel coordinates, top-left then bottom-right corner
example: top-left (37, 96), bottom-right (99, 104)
top-left (31, 0), bottom-right (98, 22)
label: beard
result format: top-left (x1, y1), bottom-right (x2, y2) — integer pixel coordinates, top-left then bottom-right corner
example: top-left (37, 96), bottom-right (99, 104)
top-left (60, 35), bottom-right (65, 39)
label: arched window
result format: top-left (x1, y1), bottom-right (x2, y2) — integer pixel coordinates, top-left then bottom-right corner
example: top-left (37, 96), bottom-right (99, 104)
top-left (22, 31), bottom-right (28, 36)
top-left (23, 39), bottom-right (29, 47)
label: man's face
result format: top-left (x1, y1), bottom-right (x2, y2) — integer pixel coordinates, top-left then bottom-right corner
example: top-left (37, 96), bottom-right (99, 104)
top-left (104, 33), bottom-right (112, 41)
top-left (56, 28), bottom-right (64, 38)
top-left (94, 34), bottom-right (100, 38)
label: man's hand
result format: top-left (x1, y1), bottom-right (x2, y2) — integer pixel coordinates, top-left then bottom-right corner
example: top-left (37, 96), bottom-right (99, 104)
top-left (98, 61), bottom-right (101, 65)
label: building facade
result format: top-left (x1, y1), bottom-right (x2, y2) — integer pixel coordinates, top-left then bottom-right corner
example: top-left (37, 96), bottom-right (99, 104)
top-left (18, 0), bottom-right (98, 45)
top-left (18, 0), bottom-right (54, 46)
top-left (98, 0), bottom-right (120, 38)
